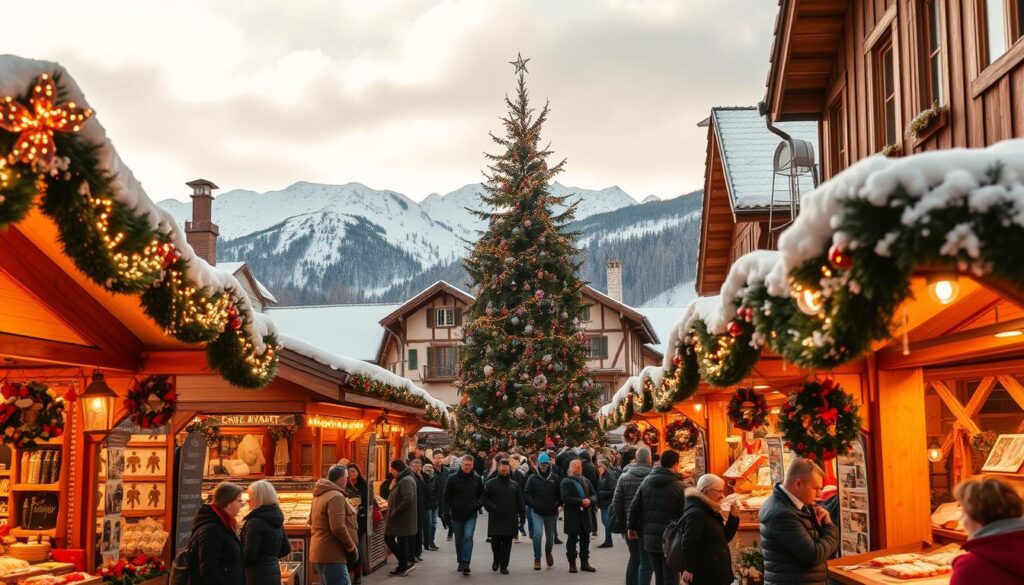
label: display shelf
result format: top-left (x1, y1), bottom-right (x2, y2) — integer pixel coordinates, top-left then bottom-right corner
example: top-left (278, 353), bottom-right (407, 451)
top-left (11, 483), bottom-right (60, 492)
top-left (10, 527), bottom-right (57, 538)
top-left (931, 526), bottom-right (967, 542)
top-left (120, 509), bottom-right (165, 518)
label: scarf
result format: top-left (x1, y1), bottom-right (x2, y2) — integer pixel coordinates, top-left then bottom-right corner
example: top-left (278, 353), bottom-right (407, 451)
top-left (211, 504), bottom-right (237, 532)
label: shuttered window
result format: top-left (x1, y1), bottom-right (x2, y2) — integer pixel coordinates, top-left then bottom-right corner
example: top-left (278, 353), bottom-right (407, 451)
top-left (408, 348), bottom-right (418, 371)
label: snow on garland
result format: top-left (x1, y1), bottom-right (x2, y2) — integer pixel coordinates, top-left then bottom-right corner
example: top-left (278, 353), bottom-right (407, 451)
top-left (124, 375), bottom-right (176, 429)
top-left (0, 381), bottom-right (66, 448)
top-left (0, 58), bottom-right (279, 389)
top-left (777, 380), bottom-right (861, 461)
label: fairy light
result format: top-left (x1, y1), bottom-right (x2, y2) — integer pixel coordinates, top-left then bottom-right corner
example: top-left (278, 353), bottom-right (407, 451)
top-left (0, 73), bottom-right (93, 166)
top-left (305, 416), bottom-right (366, 430)
top-left (87, 195), bottom-right (166, 284)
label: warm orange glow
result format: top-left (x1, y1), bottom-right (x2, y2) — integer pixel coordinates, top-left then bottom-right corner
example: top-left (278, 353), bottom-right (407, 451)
top-left (995, 329), bottom-right (1023, 338)
top-left (927, 274), bottom-right (960, 305)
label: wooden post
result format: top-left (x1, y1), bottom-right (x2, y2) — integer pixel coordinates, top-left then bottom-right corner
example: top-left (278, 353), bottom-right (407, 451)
top-left (874, 368), bottom-right (931, 547)
top-left (313, 427), bottom-right (323, 480)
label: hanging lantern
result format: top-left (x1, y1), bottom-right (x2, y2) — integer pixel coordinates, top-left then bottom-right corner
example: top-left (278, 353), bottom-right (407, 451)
top-left (80, 370), bottom-right (118, 436)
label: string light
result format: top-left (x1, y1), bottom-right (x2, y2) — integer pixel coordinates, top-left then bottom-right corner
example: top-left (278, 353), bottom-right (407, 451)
top-left (305, 415), bottom-right (366, 430)
top-left (0, 73), bottom-right (92, 166)
top-left (87, 195), bottom-right (166, 284)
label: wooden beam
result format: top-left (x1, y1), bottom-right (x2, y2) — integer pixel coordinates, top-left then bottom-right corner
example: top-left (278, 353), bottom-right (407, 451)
top-left (996, 375), bottom-right (1024, 411)
top-left (929, 381), bottom-right (981, 436)
top-left (0, 228), bottom-right (143, 366)
top-left (341, 392), bottom-right (424, 415)
top-left (963, 377), bottom-right (997, 417)
top-left (0, 332), bottom-right (138, 371)
top-left (139, 350), bottom-right (210, 375)
top-left (877, 319), bottom-right (1024, 369)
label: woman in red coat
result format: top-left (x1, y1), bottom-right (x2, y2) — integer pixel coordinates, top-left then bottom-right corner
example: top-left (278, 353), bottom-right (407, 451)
top-left (950, 476), bottom-right (1024, 584)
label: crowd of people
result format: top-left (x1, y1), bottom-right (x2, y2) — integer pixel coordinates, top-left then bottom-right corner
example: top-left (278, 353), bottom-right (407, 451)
top-left (176, 443), bottom-right (1024, 585)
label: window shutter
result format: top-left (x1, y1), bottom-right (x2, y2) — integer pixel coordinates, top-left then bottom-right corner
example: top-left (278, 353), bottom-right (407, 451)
top-left (454, 307), bottom-right (463, 326)
top-left (426, 346), bottom-right (434, 366)
top-left (408, 349), bottom-right (418, 371)
top-left (601, 336), bottom-right (609, 359)
top-left (427, 308), bottom-right (435, 328)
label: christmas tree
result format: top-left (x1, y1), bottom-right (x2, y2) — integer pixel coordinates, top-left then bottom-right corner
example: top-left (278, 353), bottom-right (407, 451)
top-left (452, 55), bottom-right (601, 452)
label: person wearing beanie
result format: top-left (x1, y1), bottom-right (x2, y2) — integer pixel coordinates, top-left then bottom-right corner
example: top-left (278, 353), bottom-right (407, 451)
top-left (189, 481), bottom-right (244, 585)
top-left (524, 452), bottom-right (562, 570)
top-left (422, 463), bottom-right (441, 551)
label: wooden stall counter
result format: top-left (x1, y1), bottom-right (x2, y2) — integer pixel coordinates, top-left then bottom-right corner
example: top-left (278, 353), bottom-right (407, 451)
top-left (827, 541), bottom-right (960, 585)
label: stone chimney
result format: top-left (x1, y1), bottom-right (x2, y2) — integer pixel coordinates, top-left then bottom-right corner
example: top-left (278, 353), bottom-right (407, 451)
top-left (606, 258), bottom-right (623, 303)
top-left (184, 179), bottom-right (219, 265)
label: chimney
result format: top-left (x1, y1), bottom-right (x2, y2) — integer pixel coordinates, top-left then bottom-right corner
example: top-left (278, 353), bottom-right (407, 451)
top-left (184, 179), bottom-right (219, 266)
top-left (606, 258), bottom-right (623, 303)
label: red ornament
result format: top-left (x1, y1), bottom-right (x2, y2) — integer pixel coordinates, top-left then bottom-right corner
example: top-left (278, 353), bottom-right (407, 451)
top-left (227, 306), bottom-right (239, 318)
top-left (828, 244), bottom-right (853, 270)
top-left (229, 316), bottom-right (242, 331)
top-left (162, 246), bottom-right (182, 270)
top-left (727, 320), bottom-right (743, 337)
top-left (672, 354), bottom-right (681, 366)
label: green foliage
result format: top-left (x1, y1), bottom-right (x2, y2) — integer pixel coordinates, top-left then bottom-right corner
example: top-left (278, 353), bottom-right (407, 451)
top-left (777, 380), bottom-right (862, 461)
top-left (451, 68), bottom-right (600, 452)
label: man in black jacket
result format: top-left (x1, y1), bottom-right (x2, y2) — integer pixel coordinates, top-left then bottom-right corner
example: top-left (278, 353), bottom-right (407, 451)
top-left (613, 447), bottom-right (652, 585)
top-left (759, 458), bottom-right (838, 585)
top-left (560, 459), bottom-right (597, 573)
top-left (524, 453), bottom-right (561, 570)
top-left (580, 452), bottom-right (600, 537)
top-left (627, 449), bottom-right (686, 585)
top-left (410, 459), bottom-right (428, 561)
top-left (483, 460), bottom-right (525, 574)
top-left (432, 453), bottom-right (451, 542)
top-left (443, 455), bottom-right (485, 575)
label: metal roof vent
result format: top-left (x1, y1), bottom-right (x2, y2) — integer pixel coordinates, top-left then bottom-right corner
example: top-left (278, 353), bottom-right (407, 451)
top-left (768, 137), bottom-right (819, 243)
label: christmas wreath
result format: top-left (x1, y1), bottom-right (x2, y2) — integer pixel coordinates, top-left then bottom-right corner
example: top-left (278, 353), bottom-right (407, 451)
top-left (185, 419), bottom-right (221, 447)
top-left (727, 387), bottom-right (770, 431)
top-left (622, 423), bottom-right (641, 445)
top-left (0, 381), bottom-right (66, 448)
top-left (124, 375), bottom-right (176, 429)
top-left (268, 425), bottom-right (296, 442)
top-left (665, 417), bottom-right (700, 451)
top-left (642, 426), bottom-right (660, 447)
top-left (778, 380), bottom-right (862, 461)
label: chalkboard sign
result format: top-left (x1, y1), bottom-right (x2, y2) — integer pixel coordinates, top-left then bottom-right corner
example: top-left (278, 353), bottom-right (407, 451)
top-left (174, 432), bottom-right (207, 554)
top-left (24, 493), bottom-right (59, 529)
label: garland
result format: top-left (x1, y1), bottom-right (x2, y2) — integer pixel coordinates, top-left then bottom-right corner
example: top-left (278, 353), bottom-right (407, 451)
top-left (0, 381), bottom-right (66, 448)
top-left (778, 380), bottom-right (862, 461)
top-left (124, 375), bottom-right (176, 429)
top-left (665, 417), bottom-right (699, 451)
top-left (691, 316), bottom-right (761, 387)
top-left (348, 373), bottom-right (447, 424)
top-left (0, 71), bottom-right (279, 389)
top-left (622, 422), bottom-right (641, 445)
top-left (185, 419), bottom-right (221, 447)
top-left (641, 426), bottom-right (660, 447)
top-left (268, 425), bottom-right (296, 442)
top-left (727, 387), bottom-right (769, 431)
top-left (97, 555), bottom-right (168, 585)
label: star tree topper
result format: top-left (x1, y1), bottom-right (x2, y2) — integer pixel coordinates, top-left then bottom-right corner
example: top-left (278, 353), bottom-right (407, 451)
top-left (509, 53), bottom-right (530, 75)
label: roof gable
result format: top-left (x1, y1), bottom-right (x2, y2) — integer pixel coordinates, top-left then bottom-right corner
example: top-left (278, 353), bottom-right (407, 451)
top-left (582, 286), bottom-right (659, 345)
top-left (378, 281), bottom-right (474, 327)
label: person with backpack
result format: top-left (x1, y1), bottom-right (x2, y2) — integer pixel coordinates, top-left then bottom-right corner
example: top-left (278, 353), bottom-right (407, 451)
top-left (241, 480), bottom-right (292, 585)
top-left (627, 449), bottom-right (686, 585)
top-left (678, 474), bottom-right (739, 585)
top-left (560, 459), bottom-right (597, 573)
top-left (311, 465), bottom-right (359, 585)
top-left (613, 447), bottom-right (653, 585)
top-left (524, 453), bottom-right (561, 571)
top-left (190, 481), bottom-right (245, 585)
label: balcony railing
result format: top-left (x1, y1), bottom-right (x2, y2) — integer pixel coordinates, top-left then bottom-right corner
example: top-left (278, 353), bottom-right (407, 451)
top-left (422, 363), bottom-right (458, 381)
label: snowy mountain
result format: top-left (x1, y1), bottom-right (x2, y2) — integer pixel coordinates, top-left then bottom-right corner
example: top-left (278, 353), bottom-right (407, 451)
top-left (642, 195), bottom-right (661, 204)
top-left (157, 182), bottom-right (701, 306)
top-left (641, 281), bottom-right (698, 308)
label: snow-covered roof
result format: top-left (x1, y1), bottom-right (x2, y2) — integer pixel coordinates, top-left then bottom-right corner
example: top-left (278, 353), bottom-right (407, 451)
top-left (712, 107), bottom-right (819, 210)
top-left (217, 262), bottom-right (279, 306)
top-left (0, 55), bottom-right (276, 353)
top-left (268, 303), bottom-right (401, 361)
top-left (598, 366), bottom-right (666, 417)
top-left (280, 335), bottom-right (449, 415)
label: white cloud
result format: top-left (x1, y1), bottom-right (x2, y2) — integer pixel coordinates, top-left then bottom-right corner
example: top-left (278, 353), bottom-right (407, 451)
top-left (3, 0), bottom-right (778, 202)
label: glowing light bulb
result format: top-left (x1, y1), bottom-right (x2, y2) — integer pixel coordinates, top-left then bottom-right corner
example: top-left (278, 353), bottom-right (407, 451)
top-left (927, 275), bottom-right (959, 305)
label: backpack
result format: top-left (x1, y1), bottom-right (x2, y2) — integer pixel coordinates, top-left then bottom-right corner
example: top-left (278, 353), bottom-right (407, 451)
top-left (662, 514), bottom-right (686, 572)
top-left (168, 545), bottom-right (194, 585)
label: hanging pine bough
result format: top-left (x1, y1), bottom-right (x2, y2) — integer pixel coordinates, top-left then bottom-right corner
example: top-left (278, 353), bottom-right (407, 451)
top-left (347, 373), bottom-right (448, 425)
top-left (0, 66), bottom-right (280, 389)
top-left (690, 317), bottom-right (760, 387)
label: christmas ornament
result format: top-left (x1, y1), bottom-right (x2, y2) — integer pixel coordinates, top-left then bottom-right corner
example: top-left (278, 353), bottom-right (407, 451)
top-left (0, 73), bottom-right (93, 166)
top-left (124, 375), bottom-right (177, 429)
top-left (515, 406), bottom-right (526, 417)
top-left (727, 320), bottom-right (744, 337)
top-left (828, 244), bottom-right (853, 270)
top-left (524, 324), bottom-right (534, 334)
top-left (727, 387), bottom-right (769, 431)
top-left (532, 374), bottom-right (547, 389)
top-left (484, 364), bottom-right (494, 377)
top-left (475, 407), bottom-right (484, 416)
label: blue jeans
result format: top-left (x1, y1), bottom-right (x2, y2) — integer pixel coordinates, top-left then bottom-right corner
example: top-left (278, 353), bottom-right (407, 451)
top-left (314, 562), bottom-right (350, 585)
top-left (625, 537), bottom-right (641, 585)
top-left (426, 508), bottom-right (438, 547)
top-left (639, 549), bottom-right (676, 585)
top-left (452, 515), bottom-right (477, 565)
top-left (600, 506), bottom-right (613, 544)
top-left (530, 510), bottom-right (557, 561)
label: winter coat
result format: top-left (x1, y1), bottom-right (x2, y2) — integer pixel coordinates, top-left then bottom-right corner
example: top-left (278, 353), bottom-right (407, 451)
top-left (597, 471), bottom-right (618, 509)
top-left (627, 466), bottom-right (687, 553)
top-left (556, 450), bottom-right (577, 479)
top-left (560, 475), bottom-right (595, 535)
top-left (424, 472), bottom-right (441, 510)
top-left (385, 469), bottom-right (419, 536)
top-left (310, 479), bottom-right (358, 564)
top-left (483, 474), bottom-right (525, 537)
top-left (758, 483), bottom-right (838, 585)
top-left (950, 517), bottom-right (1024, 585)
top-left (190, 504), bottom-right (243, 585)
top-left (513, 467), bottom-right (531, 508)
top-left (581, 460), bottom-right (600, 498)
top-left (612, 462), bottom-right (652, 533)
top-left (241, 504), bottom-right (291, 585)
top-left (433, 466), bottom-right (450, 509)
top-left (680, 489), bottom-right (739, 585)
top-left (524, 468), bottom-right (562, 516)
top-left (344, 477), bottom-right (369, 535)
top-left (413, 472), bottom-right (427, 520)
top-left (380, 473), bottom-right (393, 499)
top-left (443, 469), bottom-right (484, 521)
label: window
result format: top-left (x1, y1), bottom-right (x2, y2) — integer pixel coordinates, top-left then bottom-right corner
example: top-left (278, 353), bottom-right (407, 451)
top-left (980, 0), bottom-right (1024, 66)
top-left (426, 345), bottom-right (459, 378)
top-left (321, 445), bottom-right (336, 478)
top-left (408, 348), bottom-right (418, 371)
top-left (875, 38), bottom-right (899, 148)
top-left (923, 0), bottom-right (944, 105)
top-left (582, 305), bottom-right (592, 322)
top-left (828, 99), bottom-right (847, 175)
top-left (429, 307), bottom-right (461, 328)
top-left (588, 336), bottom-right (609, 360)
top-left (300, 444), bottom-right (313, 476)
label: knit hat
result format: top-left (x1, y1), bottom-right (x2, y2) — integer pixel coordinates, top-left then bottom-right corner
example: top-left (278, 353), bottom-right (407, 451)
top-left (538, 453), bottom-right (551, 464)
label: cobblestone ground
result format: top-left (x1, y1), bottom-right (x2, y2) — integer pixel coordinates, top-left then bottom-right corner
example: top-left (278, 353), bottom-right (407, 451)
top-left (364, 513), bottom-right (630, 585)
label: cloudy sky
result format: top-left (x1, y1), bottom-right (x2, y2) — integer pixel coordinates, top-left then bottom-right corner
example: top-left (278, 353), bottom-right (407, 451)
top-left (6, 0), bottom-right (778, 202)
